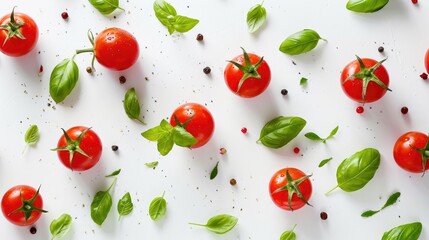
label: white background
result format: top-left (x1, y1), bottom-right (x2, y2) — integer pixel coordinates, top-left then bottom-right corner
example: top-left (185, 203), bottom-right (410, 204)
top-left (0, 0), bottom-right (428, 239)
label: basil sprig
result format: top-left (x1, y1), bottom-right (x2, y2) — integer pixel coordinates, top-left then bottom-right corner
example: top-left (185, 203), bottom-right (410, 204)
top-left (50, 57), bottom-right (79, 103)
top-left (327, 148), bottom-right (380, 194)
top-left (361, 192), bottom-right (400, 217)
top-left (210, 161), bottom-right (219, 180)
top-left (318, 157), bottom-right (333, 168)
top-left (149, 192), bottom-right (167, 221)
top-left (124, 88), bottom-right (145, 124)
top-left (88, 0), bottom-right (124, 15)
top-left (346, 0), bottom-right (389, 13)
top-left (305, 125), bottom-right (339, 143)
top-left (280, 224), bottom-right (297, 240)
top-left (50, 213), bottom-right (72, 240)
top-left (247, 2), bottom-right (266, 33)
top-left (24, 125), bottom-right (39, 146)
top-left (258, 116), bottom-right (306, 149)
top-left (91, 178), bottom-right (117, 225)
top-left (382, 222), bottom-right (422, 240)
top-left (153, 0), bottom-right (199, 35)
top-left (118, 192), bottom-right (133, 219)
top-left (279, 29), bottom-right (326, 55)
top-left (141, 119), bottom-right (197, 156)
top-left (189, 214), bottom-right (238, 234)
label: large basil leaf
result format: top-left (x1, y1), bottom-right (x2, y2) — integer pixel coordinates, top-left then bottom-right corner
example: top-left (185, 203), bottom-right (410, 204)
top-left (149, 192), bottom-right (167, 221)
top-left (50, 58), bottom-right (79, 103)
top-left (346, 0), bottom-right (389, 13)
top-left (88, 0), bottom-right (124, 15)
top-left (154, 0), bottom-right (177, 27)
top-left (124, 88), bottom-right (145, 124)
top-left (382, 222), bottom-right (422, 240)
top-left (279, 29), bottom-right (325, 55)
top-left (258, 116), bottom-right (306, 149)
top-left (90, 179), bottom-right (116, 225)
top-left (50, 213), bottom-right (72, 239)
top-left (247, 3), bottom-right (266, 33)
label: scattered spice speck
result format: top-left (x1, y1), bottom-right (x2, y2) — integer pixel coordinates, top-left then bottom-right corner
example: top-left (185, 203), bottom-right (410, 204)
top-left (230, 178), bottom-right (237, 186)
top-left (86, 67), bottom-right (93, 74)
top-left (111, 145), bottom-right (119, 151)
top-left (203, 67), bottom-right (211, 74)
top-left (119, 76), bottom-right (126, 84)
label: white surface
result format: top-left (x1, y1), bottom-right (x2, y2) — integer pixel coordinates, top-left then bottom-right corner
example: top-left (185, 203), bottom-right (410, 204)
top-left (0, 0), bottom-right (428, 239)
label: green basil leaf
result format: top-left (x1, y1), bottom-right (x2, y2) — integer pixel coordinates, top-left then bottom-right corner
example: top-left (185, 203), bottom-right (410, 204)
top-left (210, 161), bottom-right (219, 180)
top-left (149, 192), bottom-right (167, 221)
top-left (173, 15), bottom-right (199, 33)
top-left (361, 192), bottom-right (400, 218)
top-left (88, 0), bottom-right (124, 15)
top-left (124, 88), bottom-right (145, 124)
top-left (361, 209), bottom-right (378, 217)
top-left (173, 126), bottom-right (197, 147)
top-left (318, 157), bottom-right (333, 168)
top-left (154, 0), bottom-right (177, 28)
top-left (118, 192), bottom-right (133, 218)
top-left (50, 58), bottom-right (79, 103)
top-left (382, 222), bottom-right (422, 240)
top-left (300, 77), bottom-right (308, 86)
top-left (305, 132), bottom-right (322, 141)
top-left (247, 3), bottom-right (266, 33)
top-left (91, 179), bottom-right (116, 225)
top-left (258, 116), bottom-right (306, 149)
top-left (280, 225), bottom-right (297, 240)
top-left (24, 125), bottom-right (39, 145)
top-left (50, 213), bottom-right (72, 240)
top-left (346, 0), bottom-right (389, 13)
top-left (158, 133), bottom-right (174, 156)
top-left (190, 214), bottom-right (238, 234)
top-left (160, 119), bottom-right (173, 131)
top-left (279, 29), bottom-right (325, 55)
top-left (328, 148), bottom-right (380, 193)
top-left (327, 125), bottom-right (339, 139)
top-left (145, 161), bottom-right (159, 168)
top-left (105, 169), bottom-right (121, 178)
top-left (141, 126), bottom-right (164, 141)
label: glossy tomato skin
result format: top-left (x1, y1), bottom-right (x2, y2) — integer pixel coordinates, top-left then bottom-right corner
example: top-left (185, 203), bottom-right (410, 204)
top-left (94, 27), bottom-right (139, 71)
top-left (341, 58), bottom-right (389, 103)
top-left (425, 49), bottom-right (429, 73)
top-left (269, 168), bottom-right (312, 211)
top-left (57, 126), bottom-right (102, 171)
top-left (224, 53), bottom-right (271, 98)
top-left (0, 12), bottom-right (38, 57)
top-left (170, 103), bottom-right (214, 148)
top-left (1, 185), bottom-right (43, 226)
top-left (393, 131), bottom-right (429, 173)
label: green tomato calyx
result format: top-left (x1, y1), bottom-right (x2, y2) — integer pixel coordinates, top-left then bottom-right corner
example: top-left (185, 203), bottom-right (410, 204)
top-left (228, 47), bottom-right (264, 93)
top-left (271, 170), bottom-right (312, 211)
top-left (409, 134), bottom-right (429, 175)
top-left (0, 7), bottom-right (26, 46)
top-left (8, 186), bottom-right (48, 222)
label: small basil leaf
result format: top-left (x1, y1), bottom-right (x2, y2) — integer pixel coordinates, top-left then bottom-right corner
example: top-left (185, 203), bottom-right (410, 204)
top-left (190, 214), bottom-right (238, 234)
top-left (118, 192), bottom-right (133, 218)
top-left (105, 169), bottom-right (121, 178)
top-left (280, 225), bottom-right (297, 240)
top-left (258, 116), bottom-right (306, 149)
top-left (327, 125), bottom-right (339, 139)
top-left (141, 126), bottom-right (164, 141)
top-left (305, 132), bottom-right (322, 141)
top-left (173, 126), bottom-right (197, 147)
top-left (158, 133), bottom-right (174, 156)
top-left (145, 161), bottom-right (159, 168)
top-left (50, 213), bottom-right (72, 240)
top-left (300, 77), bottom-right (308, 86)
top-left (279, 29), bottom-right (325, 55)
top-left (149, 192), bottom-right (167, 221)
top-left (382, 222), bottom-right (422, 240)
top-left (346, 0), bottom-right (389, 13)
top-left (318, 157), bottom-right (333, 168)
top-left (361, 210), bottom-right (379, 217)
top-left (24, 125), bottom-right (39, 145)
top-left (173, 15), bottom-right (199, 33)
top-left (91, 179), bottom-right (116, 225)
top-left (154, 0), bottom-right (177, 27)
top-left (50, 58), bottom-right (79, 103)
top-left (124, 88), bottom-right (145, 124)
top-left (88, 0), bottom-right (124, 15)
top-left (210, 162), bottom-right (219, 180)
top-left (247, 3), bottom-right (266, 33)
top-left (362, 192), bottom-right (401, 218)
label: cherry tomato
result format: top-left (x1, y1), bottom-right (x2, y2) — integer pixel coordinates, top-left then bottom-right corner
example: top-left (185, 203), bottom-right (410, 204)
top-left (0, 8), bottom-right (38, 57)
top-left (341, 56), bottom-right (390, 103)
top-left (170, 103), bottom-right (214, 148)
top-left (55, 126), bottom-right (102, 171)
top-left (425, 49), bottom-right (429, 74)
top-left (1, 185), bottom-right (46, 226)
top-left (94, 27), bottom-right (139, 71)
top-left (393, 131), bottom-right (429, 173)
top-left (269, 167), bottom-right (312, 211)
top-left (224, 48), bottom-right (271, 98)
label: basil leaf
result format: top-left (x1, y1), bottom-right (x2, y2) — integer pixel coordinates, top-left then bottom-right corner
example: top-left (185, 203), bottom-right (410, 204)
top-left (88, 0), bottom-right (124, 15)
top-left (91, 179), bottom-right (116, 225)
top-left (346, 0), bottom-right (389, 13)
top-left (118, 192), bottom-right (133, 218)
top-left (189, 214), bottom-right (238, 234)
top-left (145, 161), bottom-right (159, 168)
top-left (300, 77), bottom-right (308, 86)
top-left (50, 213), bottom-right (72, 240)
top-left (158, 133), bottom-right (174, 156)
top-left (173, 126), bottom-right (197, 147)
top-left (124, 88), bottom-right (145, 124)
top-left (305, 125), bottom-right (339, 143)
top-left (382, 222), bottom-right (422, 240)
top-left (105, 169), bottom-right (121, 178)
top-left (361, 192), bottom-right (400, 218)
top-left (327, 148), bottom-right (380, 193)
top-left (153, 0), bottom-right (198, 34)
top-left (173, 15), bottom-right (199, 33)
top-left (318, 157), bottom-right (333, 168)
top-left (258, 116), bottom-right (306, 149)
top-left (210, 161), bottom-right (219, 180)
top-left (247, 3), bottom-right (266, 33)
top-left (280, 225), bottom-right (297, 240)
top-left (279, 29), bottom-right (326, 55)
top-left (24, 125), bottom-right (39, 145)
top-left (327, 125), bottom-right (339, 139)
top-left (50, 58), bottom-right (79, 103)
top-left (149, 192), bottom-right (167, 221)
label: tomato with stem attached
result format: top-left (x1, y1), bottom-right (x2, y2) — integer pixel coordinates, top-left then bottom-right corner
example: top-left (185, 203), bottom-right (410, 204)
top-left (341, 56), bottom-right (391, 103)
top-left (224, 48), bottom-right (271, 98)
top-left (53, 126), bottom-right (102, 171)
top-left (1, 185), bottom-right (47, 226)
top-left (0, 7), bottom-right (38, 57)
top-left (269, 167), bottom-right (312, 211)
top-left (393, 131), bottom-right (429, 174)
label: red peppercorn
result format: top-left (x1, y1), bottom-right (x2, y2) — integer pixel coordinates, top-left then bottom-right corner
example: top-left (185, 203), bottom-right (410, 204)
top-left (320, 212), bottom-right (328, 220)
top-left (356, 106), bottom-right (364, 114)
top-left (293, 147), bottom-right (300, 154)
top-left (61, 12), bottom-right (69, 20)
top-left (401, 107), bottom-right (408, 115)
top-left (412, 0), bottom-right (418, 4)
top-left (420, 73), bottom-right (428, 80)
top-left (241, 127), bottom-right (247, 134)
top-left (219, 147), bottom-right (227, 155)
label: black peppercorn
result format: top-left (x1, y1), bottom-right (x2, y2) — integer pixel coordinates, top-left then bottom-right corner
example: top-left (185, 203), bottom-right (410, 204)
top-left (119, 76), bottom-right (126, 84)
top-left (281, 89), bottom-right (288, 95)
top-left (203, 67), bottom-right (211, 74)
top-left (111, 145), bottom-right (119, 151)
top-left (378, 46), bottom-right (384, 53)
top-left (196, 33), bottom-right (203, 41)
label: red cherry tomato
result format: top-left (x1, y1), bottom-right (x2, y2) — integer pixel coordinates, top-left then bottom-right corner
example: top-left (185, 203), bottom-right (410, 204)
top-left (224, 49), bottom-right (271, 98)
top-left (94, 27), bottom-right (139, 71)
top-left (425, 49), bottom-right (429, 74)
top-left (393, 131), bottom-right (429, 173)
top-left (0, 8), bottom-right (38, 57)
top-left (341, 56), bottom-right (390, 103)
top-left (55, 126), bottom-right (103, 171)
top-left (1, 185), bottom-right (46, 226)
top-left (170, 103), bottom-right (214, 148)
top-left (269, 167), bottom-right (312, 211)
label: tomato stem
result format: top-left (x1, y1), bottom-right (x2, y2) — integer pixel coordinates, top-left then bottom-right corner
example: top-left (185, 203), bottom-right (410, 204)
top-left (75, 48), bottom-right (94, 55)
